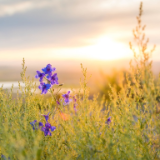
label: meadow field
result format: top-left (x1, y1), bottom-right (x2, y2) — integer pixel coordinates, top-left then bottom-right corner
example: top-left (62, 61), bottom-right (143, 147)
top-left (0, 2), bottom-right (160, 160)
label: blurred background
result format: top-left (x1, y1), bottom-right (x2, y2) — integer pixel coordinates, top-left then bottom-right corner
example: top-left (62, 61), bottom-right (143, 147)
top-left (0, 0), bottom-right (160, 95)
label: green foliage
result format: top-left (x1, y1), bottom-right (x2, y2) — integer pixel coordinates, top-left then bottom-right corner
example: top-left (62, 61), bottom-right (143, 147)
top-left (0, 2), bottom-right (160, 160)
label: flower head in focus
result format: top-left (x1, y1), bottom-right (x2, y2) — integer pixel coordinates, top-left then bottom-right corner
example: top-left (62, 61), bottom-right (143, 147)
top-left (42, 64), bottom-right (56, 76)
top-left (38, 82), bottom-right (51, 94)
top-left (35, 71), bottom-right (45, 82)
top-left (47, 73), bottom-right (59, 85)
top-left (41, 122), bottom-right (56, 136)
top-left (39, 117), bottom-right (56, 136)
top-left (35, 64), bottom-right (58, 94)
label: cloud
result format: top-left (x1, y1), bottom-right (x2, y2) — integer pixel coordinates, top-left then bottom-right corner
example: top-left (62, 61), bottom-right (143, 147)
top-left (0, 1), bottom-right (54, 17)
top-left (0, 0), bottom-right (159, 51)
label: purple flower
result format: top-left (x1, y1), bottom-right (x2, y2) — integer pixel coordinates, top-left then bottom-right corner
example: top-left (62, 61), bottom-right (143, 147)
top-left (38, 82), bottom-right (51, 94)
top-left (39, 122), bottom-right (43, 127)
top-left (51, 126), bottom-right (56, 131)
top-left (1, 155), bottom-right (6, 160)
top-left (40, 122), bottom-right (56, 136)
top-left (30, 120), bottom-right (37, 130)
top-left (35, 71), bottom-right (45, 82)
top-left (1, 154), bottom-right (10, 160)
top-left (106, 117), bottom-right (111, 125)
top-left (42, 64), bottom-right (56, 75)
top-left (42, 112), bottom-right (50, 122)
top-left (62, 91), bottom-right (72, 105)
top-left (39, 112), bottom-right (56, 136)
top-left (47, 73), bottom-right (59, 85)
top-left (73, 96), bottom-right (77, 102)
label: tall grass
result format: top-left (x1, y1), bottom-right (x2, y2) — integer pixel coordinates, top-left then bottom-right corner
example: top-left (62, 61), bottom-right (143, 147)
top-left (0, 2), bottom-right (160, 160)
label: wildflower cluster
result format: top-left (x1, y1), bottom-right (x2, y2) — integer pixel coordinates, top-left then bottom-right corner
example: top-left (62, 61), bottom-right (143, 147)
top-left (58, 91), bottom-right (78, 113)
top-left (39, 113), bottom-right (56, 136)
top-left (1, 154), bottom-right (10, 160)
top-left (62, 91), bottom-right (71, 105)
top-left (35, 64), bottom-right (58, 94)
top-left (30, 64), bottom-right (81, 136)
top-left (30, 113), bottom-right (56, 136)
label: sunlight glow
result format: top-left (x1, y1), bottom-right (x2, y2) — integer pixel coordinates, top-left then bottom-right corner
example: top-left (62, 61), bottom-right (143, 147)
top-left (79, 36), bottom-right (131, 60)
top-left (47, 36), bottom-right (131, 61)
top-left (0, 36), bottom-right (132, 62)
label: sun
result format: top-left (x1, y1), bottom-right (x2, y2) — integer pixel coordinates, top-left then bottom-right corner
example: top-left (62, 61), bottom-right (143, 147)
top-left (46, 36), bottom-right (131, 61)
top-left (83, 36), bottom-right (131, 60)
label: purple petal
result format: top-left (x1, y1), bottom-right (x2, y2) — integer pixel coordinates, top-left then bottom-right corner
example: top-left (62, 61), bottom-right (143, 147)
top-left (45, 122), bottom-right (51, 129)
top-left (35, 71), bottom-right (40, 79)
top-left (43, 112), bottom-right (50, 122)
top-left (35, 71), bottom-right (45, 82)
top-left (51, 126), bottom-right (56, 132)
top-left (35, 75), bottom-right (39, 78)
top-left (30, 120), bottom-right (37, 125)
top-left (42, 89), bottom-right (47, 94)
top-left (46, 131), bottom-right (52, 136)
top-left (52, 67), bottom-right (56, 72)
top-left (73, 96), bottom-right (77, 102)
top-left (63, 99), bottom-right (72, 105)
top-left (46, 84), bottom-right (51, 90)
top-left (1, 155), bottom-right (6, 159)
top-left (41, 127), bottom-right (46, 132)
top-left (39, 83), bottom-right (51, 94)
top-left (107, 117), bottom-right (111, 125)
top-left (62, 91), bottom-right (71, 104)
top-left (39, 122), bottom-right (43, 127)
top-left (30, 120), bottom-right (37, 130)
top-left (67, 91), bottom-right (70, 94)
top-left (38, 85), bottom-right (42, 90)
top-left (46, 75), bottom-right (51, 79)
top-left (48, 73), bottom-right (59, 85)
top-left (42, 64), bottom-right (55, 76)
top-left (42, 67), bottom-right (46, 73)
top-left (44, 128), bottom-right (51, 136)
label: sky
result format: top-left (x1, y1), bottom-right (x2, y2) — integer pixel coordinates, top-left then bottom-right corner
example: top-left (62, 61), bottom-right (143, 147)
top-left (0, 0), bottom-right (160, 66)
